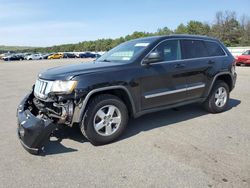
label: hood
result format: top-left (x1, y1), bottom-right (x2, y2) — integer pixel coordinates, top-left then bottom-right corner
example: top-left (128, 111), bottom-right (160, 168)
top-left (39, 61), bottom-right (122, 80)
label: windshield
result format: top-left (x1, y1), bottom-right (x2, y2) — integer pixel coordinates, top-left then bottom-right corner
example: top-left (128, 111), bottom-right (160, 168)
top-left (96, 38), bottom-right (156, 63)
top-left (242, 50), bottom-right (250, 55)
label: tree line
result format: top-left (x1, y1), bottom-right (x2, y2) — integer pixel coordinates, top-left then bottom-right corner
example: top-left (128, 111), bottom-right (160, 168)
top-left (25, 11), bottom-right (250, 53)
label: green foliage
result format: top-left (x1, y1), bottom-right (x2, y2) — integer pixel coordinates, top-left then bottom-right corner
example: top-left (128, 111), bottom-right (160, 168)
top-left (211, 11), bottom-right (243, 46)
top-left (156, 27), bottom-right (173, 35)
top-left (186, 21), bottom-right (211, 35)
top-left (0, 45), bottom-right (36, 53)
top-left (5, 11), bottom-right (250, 54)
top-left (175, 24), bottom-right (188, 34)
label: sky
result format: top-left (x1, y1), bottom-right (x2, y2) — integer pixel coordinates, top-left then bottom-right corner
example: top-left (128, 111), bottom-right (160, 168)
top-left (0, 0), bottom-right (249, 47)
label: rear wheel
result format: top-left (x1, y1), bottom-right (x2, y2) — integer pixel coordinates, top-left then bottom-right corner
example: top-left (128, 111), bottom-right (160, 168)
top-left (203, 80), bottom-right (229, 113)
top-left (80, 94), bottom-right (128, 145)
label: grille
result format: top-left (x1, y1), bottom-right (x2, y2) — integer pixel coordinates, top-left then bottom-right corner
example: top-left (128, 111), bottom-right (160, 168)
top-left (34, 79), bottom-right (53, 99)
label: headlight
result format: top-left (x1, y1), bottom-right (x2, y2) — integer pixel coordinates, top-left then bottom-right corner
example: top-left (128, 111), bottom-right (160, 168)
top-left (50, 80), bottom-right (78, 94)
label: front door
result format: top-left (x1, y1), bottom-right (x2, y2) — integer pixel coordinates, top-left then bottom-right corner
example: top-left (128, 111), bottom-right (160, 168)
top-left (139, 39), bottom-right (188, 110)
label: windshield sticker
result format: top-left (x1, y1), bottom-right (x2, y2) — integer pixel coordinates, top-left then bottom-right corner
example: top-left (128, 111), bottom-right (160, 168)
top-left (122, 57), bottom-right (131, 60)
top-left (135, 43), bottom-right (150, 47)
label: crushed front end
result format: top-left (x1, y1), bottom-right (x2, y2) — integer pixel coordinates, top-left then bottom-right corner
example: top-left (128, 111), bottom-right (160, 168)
top-left (17, 91), bottom-right (57, 154)
top-left (17, 79), bottom-right (77, 154)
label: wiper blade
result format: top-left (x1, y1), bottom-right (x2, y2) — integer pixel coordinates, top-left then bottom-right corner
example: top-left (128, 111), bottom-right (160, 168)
top-left (102, 59), bottom-right (111, 62)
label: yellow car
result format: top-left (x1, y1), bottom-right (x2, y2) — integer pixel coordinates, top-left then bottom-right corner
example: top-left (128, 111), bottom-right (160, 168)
top-left (48, 53), bottom-right (63, 59)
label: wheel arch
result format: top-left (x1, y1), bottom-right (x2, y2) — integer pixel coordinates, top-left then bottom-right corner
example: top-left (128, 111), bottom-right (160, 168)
top-left (207, 72), bottom-right (233, 96)
top-left (75, 86), bottom-right (136, 124)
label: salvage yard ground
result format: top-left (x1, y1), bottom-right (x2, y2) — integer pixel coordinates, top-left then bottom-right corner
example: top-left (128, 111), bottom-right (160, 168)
top-left (0, 59), bottom-right (249, 188)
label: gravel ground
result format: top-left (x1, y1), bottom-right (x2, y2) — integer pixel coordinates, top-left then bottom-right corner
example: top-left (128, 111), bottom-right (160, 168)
top-left (0, 59), bottom-right (249, 188)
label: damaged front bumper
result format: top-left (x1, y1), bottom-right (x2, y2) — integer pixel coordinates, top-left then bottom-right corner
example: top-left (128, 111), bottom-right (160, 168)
top-left (17, 92), bottom-right (57, 154)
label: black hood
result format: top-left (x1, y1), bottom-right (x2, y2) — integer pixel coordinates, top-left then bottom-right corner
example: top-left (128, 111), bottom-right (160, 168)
top-left (39, 61), bottom-right (121, 80)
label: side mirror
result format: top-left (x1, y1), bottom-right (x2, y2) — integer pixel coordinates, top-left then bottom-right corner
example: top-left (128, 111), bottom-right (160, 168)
top-left (143, 52), bottom-right (162, 64)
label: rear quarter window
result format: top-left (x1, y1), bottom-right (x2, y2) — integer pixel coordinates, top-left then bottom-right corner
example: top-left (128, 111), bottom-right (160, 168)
top-left (204, 41), bottom-right (226, 57)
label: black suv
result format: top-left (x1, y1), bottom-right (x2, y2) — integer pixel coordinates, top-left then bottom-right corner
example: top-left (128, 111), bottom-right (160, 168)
top-left (63, 53), bottom-right (77, 59)
top-left (17, 35), bottom-right (237, 154)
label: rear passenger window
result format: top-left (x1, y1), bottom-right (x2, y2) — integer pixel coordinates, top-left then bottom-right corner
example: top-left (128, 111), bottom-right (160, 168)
top-left (204, 41), bottom-right (226, 56)
top-left (181, 40), bottom-right (208, 59)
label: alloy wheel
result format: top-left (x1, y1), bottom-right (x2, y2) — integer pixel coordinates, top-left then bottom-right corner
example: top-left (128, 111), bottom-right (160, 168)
top-left (214, 87), bottom-right (227, 107)
top-left (93, 105), bottom-right (122, 136)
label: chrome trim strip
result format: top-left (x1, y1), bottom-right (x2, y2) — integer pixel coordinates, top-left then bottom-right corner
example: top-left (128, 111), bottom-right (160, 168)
top-left (187, 84), bottom-right (206, 91)
top-left (145, 88), bottom-right (186, 99)
top-left (34, 79), bottom-right (54, 99)
top-left (145, 84), bottom-right (205, 99)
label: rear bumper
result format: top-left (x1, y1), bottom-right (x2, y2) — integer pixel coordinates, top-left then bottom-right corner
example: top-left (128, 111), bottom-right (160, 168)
top-left (236, 59), bottom-right (250, 65)
top-left (17, 92), bottom-right (57, 154)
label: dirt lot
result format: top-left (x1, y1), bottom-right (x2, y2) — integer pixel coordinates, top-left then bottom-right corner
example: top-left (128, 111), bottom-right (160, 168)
top-left (0, 59), bottom-right (249, 188)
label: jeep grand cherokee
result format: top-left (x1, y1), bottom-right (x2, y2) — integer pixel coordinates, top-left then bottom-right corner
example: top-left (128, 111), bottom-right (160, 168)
top-left (17, 35), bottom-right (237, 154)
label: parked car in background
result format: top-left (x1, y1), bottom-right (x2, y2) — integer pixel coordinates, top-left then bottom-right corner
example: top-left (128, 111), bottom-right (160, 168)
top-left (42, 53), bottom-right (53, 59)
top-left (3, 54), bottom-right (24, 61)
top-left (236, 50), bottom-right (250, 66)
top-left (23, 53), bottom-right (31, 59)
top-left (79, 52), bottom-right (96, 58)
top-left (25, 53), bottom-right (43, 60)
top-left (0, 52), bottom-right (12, 60)
top-left (63, 53), bottom-right (77, 58)
top-left (48, 53), bottom-right (63, 59)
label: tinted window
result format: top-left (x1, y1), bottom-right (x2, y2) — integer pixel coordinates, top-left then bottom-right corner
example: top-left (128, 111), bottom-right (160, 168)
top-left (204, 41), bottom-right (226, 56)
top-left (152, 40), bottom-right (181, 62)
top-left (181, 40), bottom-right (208, 59)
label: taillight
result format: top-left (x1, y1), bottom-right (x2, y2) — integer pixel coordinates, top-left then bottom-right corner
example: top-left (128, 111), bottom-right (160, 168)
top-left (233, 58), bottom-right (236, 66)
top-left (231, 59), bottom-right (236, 74)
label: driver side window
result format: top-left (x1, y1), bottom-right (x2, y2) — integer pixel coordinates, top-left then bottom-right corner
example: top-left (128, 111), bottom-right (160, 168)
top-left (152, 40), bottom-right (181, 62)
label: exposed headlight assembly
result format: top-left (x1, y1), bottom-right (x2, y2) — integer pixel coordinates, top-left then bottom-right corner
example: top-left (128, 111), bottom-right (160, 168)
top-left (51, 80), bottom-right (78, 94)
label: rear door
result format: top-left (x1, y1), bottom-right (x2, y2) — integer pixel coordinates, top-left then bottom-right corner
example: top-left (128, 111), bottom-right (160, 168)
top-left (180, 39), bottom-right (218, 100)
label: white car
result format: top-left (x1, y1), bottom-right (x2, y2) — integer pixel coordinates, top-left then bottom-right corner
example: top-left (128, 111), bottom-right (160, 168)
top-left (25, 54), bottom-right (43, 60)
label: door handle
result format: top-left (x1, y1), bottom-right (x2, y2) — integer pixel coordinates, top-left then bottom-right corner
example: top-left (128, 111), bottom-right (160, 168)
top-left (208, 60), bottom-right (215, 65)
top-left (175, 63), bottom-right (186, 68)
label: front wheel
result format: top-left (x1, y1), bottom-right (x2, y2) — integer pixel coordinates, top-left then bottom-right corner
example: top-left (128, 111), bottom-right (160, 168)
top-left (203, 80), bottom-right (229, 113)
top-left (80, 94), bottom-right (129, 145)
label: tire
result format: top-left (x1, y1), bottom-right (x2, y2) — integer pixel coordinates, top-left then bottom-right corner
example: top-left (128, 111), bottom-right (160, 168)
top-left (203, 80), bottom-right (229, 113)
top-left (80, 94), bottom-right (128, 145)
